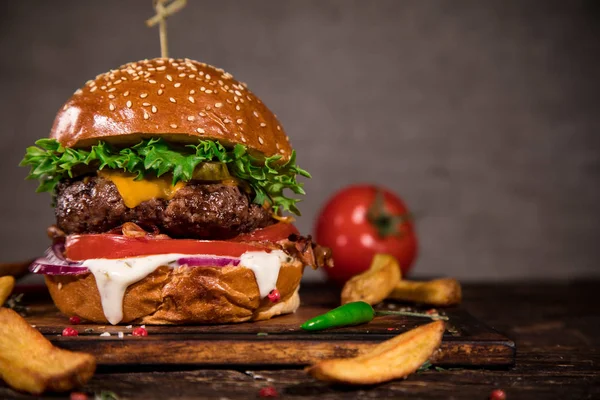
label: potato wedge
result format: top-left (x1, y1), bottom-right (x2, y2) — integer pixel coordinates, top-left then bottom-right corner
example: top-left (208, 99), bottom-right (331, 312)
top-left (0, 308), bottom-right (96, 394)
top-left (306, 320), bottom-right (444, 385)
top-left (341, 253), bottom-right (401, 305)
top-left (0, 276), bottom-right (15, 306)
top-left (389, 278), bottom-right (462, 306)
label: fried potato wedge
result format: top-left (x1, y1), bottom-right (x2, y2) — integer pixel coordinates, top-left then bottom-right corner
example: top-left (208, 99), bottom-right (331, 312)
top-left (0, 276), bottom-right (15, 306)
top-left (389, 278), bottom-right (462, 306)
top-left (0, 308), bottom-right (96, 394)
top-left (341, 253), bottom-right (401, 305)
top-left (306, 320), bottom-right (444, 385)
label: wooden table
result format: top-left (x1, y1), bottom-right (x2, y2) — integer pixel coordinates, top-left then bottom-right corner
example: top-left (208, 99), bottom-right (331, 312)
top-left (2, 281), bottom-right (599, 399)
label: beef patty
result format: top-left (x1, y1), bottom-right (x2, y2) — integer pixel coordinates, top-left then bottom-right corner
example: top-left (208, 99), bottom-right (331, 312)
top-left (55, 176), bottom-right (274, 239)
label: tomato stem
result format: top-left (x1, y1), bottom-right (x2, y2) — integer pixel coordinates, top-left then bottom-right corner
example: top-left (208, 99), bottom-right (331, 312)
top-left (366, 189), bottom-right (412, 238)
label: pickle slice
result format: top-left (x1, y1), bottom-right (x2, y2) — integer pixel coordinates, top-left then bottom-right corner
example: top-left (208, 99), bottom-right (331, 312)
top-left (192, 162), bottom-right (232, 181)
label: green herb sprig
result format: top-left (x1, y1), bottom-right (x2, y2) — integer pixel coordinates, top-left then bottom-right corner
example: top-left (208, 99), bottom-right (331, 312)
top-left (20, 138), bottom-right (310, 215)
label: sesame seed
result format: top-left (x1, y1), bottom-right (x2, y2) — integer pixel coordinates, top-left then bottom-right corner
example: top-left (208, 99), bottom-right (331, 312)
top-left (174, 83), bottom-right (181, 88)
top-left (126, 100), bottom-right (132, 108)
top-left (158, 89), bottom-right (164, 95)
top-left (205, 74), bottom-right (211, 80)
top-left (223, 118), bottom-right (230, 123)
top-left (152, 105), bottom-right (157, 113)
top-left (205, 89), bottom-right (213, 94)
top-left (114, 79), bottom-right (122, 85)
top-left (156, 66), bottom-right (166, 71)
top-left (179, 73), bottom-right (186, 78)
top-left (236, 105), bottom-right (241, 111)
top-left (140, 93), bottom-right (148, 98)
top-left (215, 102), bottom-right (223, 108)
top-left (123, 91), bottom-right (129, 97)
top-left (62, 105), bottom-right (68, 111)
top-left (241, 137), bottom-right (247, 143)
top-left (234, 96), bottom-right (239, 102)
top-left (200, 87), bottom-right (206, 92)
top-left (199, 112), bottom-right (207, 117)
top-left (189, 89), bottom-right (195, 95)
top-left (277, 125), bottom-right (281, 131)
top-left (236, 119), bottom-right (243, 124)
top-left (258, 137), bottom-right (264, 144)
top-left (90, 86), bottom-right (97, 92)
top-left (279, 149), bottom-right (285, 154)
top-left (108, 88), bottom-right (116, 92)
top-left (189, 74), bottom-right (195, 79)
top-left (166, 75), bottom-right (173, 81)
top-left (235, 90), bottom-right (242, 96)
top-left (144, 111), bottom-right (149, 120)
top-left (170, 123), bottom-right (178, 129)
top-left (149, 80), bottom-right (157, 84)
top-left (187, 116), bottom-right (195, 121)
top-left (142, 102), bottom-right (150, 106)
top-left (260, 122), bottom-right (267, 127)
top-left (196, 128), bottom-right (205, 133)
top-left (253, 111), bottom-right (259, 117)
top-left (169, 97), bottom-right (176, 103)
top-left (188, 96), bottom-right (195, 103)
top-left (100, 86), bottom-right (107, 90)
top-left (109, 104), bottom-right (115, 111)
top-left (108, 94), bottom-right (115, 99)
top-left (160, 83), bottom-right (165, 88)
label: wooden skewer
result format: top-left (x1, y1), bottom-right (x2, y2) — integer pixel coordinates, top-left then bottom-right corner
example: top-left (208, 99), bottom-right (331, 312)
top-left (145, 0), bottom-right (187, 58)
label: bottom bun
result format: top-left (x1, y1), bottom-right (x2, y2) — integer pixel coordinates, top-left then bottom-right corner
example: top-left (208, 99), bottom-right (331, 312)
top-left (45, 259), bottom-right (304, 325)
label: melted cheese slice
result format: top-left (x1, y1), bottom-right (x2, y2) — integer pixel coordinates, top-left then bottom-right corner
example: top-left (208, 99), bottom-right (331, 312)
top-left (98, 170), bottom-right (185, 208)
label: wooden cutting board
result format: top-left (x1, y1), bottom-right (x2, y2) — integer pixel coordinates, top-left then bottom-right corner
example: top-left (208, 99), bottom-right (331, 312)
top-left (17, 284), bottom-right (515, 367)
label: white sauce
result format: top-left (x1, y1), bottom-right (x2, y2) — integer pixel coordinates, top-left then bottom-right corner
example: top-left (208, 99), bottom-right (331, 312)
top-left (239, 250), bottom-right (287, 298)
top-left (83, 251), bottom-right (285, 325)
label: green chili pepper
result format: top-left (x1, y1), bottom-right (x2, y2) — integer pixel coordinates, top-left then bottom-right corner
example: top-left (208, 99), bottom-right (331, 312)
top-left (300, 302), bottom-right (449, 331)
top-left (300, 301), bottom-right (375, 331)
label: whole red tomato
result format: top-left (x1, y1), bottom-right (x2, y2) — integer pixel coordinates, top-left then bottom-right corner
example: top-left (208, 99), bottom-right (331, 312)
top-left (315, 185), bottom-right (417, 283)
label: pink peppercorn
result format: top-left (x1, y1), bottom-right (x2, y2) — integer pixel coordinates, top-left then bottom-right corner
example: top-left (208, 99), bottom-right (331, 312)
top-left (69, 316), bottom-right (81, 325)
top-left (267, 289), bottom-right (281, 303)
top-left (62, 327), bottom-right (79, 337)
top-left (132, 327), bottom-right (148, 337)
top-left (259, 386), bottom-right (278, 397)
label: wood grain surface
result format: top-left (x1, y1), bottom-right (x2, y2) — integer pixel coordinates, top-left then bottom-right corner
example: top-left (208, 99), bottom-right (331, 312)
top-left (17, 285), bottom-right (514, 367)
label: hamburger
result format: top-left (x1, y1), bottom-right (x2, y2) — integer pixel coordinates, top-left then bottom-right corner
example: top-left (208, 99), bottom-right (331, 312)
top-left (20, 58), bottom-right (332, 325)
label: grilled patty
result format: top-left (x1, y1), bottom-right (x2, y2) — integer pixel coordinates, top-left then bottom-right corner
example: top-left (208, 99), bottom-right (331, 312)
top-left (55, 176), bottom-right (274, 239)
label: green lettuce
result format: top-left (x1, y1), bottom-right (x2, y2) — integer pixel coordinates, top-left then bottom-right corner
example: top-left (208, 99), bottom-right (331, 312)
top-left (20, 138), bottom-right (310, 215)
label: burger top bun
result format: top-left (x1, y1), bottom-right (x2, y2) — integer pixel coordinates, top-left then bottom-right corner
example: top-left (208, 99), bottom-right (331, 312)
top-left (50, 58), bottom-right (292, 159)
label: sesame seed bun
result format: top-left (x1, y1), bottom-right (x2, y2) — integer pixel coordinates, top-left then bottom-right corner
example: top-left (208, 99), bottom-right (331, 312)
top-left (50, 58), bottom-right (292, 159)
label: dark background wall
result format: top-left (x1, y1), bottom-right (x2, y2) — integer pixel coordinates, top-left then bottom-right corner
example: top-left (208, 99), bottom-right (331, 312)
top-left (1, 0), bottom-right (598, 281)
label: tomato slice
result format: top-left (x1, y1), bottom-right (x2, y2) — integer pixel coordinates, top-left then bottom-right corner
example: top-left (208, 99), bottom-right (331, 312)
top-left (231, 223), bottom-right (299, 242)
top-left (65, 235), bottom-right (271, 261)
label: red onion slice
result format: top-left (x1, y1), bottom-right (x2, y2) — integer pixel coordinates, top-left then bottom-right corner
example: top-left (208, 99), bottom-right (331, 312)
top-left (29, 247), bottom-right (87, 275)
top-left (177, 256), bottom-right (240, 267)
top-left (29, 250), bottom-right (241, 275)
top-left (29, 262), bottom-right (89, 275)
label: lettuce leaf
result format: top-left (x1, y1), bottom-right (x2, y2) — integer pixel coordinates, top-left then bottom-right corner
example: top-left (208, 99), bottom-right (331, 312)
top-left (20, 138), bottom-right (310, 215)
